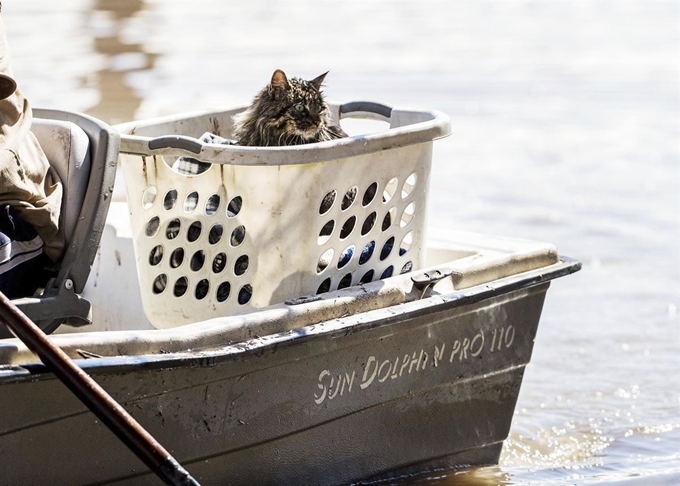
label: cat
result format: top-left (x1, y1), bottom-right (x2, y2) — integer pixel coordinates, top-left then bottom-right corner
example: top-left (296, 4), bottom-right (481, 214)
top-left (233, 69), bottom-right (347, 146)
top-left (172, 70), bottom-right (346, 175)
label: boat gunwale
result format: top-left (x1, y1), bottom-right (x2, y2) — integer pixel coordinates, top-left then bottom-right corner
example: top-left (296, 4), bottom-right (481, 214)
top-left (0, 256), bottom-right (580, 382)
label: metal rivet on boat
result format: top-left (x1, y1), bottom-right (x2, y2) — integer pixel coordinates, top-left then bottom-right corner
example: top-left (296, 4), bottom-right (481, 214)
top-left (64, 279), bottom-right (74, 290)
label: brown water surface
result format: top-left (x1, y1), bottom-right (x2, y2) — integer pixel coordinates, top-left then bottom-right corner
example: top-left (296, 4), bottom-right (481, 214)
top-left (4, 1), bottom-right (679, 484)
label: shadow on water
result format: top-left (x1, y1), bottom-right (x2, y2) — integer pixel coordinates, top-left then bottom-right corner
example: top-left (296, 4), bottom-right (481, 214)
top-left (84, 0), bottom-right (156, 125)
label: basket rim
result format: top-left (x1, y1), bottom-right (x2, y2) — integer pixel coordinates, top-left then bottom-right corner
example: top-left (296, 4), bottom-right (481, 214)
top-left (114, 100), bottom-right (451, 166)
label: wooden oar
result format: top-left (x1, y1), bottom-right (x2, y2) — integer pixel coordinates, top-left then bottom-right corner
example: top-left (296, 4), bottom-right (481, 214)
top-left (0, 291), bottom-right (200, 486)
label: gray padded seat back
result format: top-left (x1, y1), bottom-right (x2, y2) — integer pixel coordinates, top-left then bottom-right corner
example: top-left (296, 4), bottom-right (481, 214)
top-left (30, 118), bottom-right (91, 248)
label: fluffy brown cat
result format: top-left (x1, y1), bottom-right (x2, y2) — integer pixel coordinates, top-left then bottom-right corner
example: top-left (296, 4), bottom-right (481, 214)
top-left (233, 69), bottom-right (347, 146)
top-left (173, 70), bottom-right (346, 175)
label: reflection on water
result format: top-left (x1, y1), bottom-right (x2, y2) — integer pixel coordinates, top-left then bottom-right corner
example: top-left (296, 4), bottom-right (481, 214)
top-left (4, 1), bottom-right (679, 485)
top-left (86, 0), bottom-right (154, 124)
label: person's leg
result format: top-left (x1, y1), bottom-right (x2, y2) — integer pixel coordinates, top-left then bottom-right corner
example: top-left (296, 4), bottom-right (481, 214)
top-left (0, 204), bottom-right (52, 299)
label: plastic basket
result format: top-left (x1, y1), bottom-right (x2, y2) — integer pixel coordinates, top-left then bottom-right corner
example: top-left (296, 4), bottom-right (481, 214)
top-left (116, 101), bottom-right (450, 328)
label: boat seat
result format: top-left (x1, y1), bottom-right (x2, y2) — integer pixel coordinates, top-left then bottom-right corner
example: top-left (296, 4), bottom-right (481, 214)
top-left (30, 118), bottom-right (91, 243)
top-left (1, 109), bottom-right (120, 338)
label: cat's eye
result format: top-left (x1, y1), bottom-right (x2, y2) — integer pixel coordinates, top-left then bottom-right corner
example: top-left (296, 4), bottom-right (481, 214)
top-left (294, 103), bottom-right (305, 113)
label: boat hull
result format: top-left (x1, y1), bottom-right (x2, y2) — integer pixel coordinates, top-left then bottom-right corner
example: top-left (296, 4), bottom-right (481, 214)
top-left (0, 281), bottom-right (550, 485)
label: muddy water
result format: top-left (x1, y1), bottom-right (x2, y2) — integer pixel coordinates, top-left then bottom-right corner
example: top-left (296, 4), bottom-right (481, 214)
top-left (4, 1), bottom-right (679, 484)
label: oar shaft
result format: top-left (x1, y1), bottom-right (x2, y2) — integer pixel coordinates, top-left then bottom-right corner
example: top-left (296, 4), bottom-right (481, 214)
top-left (0, 292), bottom-right (200, 486)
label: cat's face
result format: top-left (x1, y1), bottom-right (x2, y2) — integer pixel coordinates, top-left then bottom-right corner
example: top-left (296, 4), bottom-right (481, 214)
top-left (268, 70), bottom-right (330, 139)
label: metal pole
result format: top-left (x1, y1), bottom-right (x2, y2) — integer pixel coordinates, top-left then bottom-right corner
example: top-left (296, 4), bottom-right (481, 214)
top-left (0, 291), bottom-right (200, 486)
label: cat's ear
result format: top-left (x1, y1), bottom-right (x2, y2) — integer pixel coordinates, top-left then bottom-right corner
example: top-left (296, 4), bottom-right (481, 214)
top-left (310, 71), bottom-right (329, 91)
top-left (269, 69), bottom-right (290, 95)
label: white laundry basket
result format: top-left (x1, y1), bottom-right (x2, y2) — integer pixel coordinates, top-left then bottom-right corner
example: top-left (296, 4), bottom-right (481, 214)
top-left (115, 101), bottom-right (450, 328)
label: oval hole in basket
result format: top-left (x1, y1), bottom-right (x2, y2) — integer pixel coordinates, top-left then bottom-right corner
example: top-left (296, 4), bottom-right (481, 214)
top-left (316, 277), bottom-right (332, 295)
top-left (339, 216), bottom-right (356, 239)
top-left (359, 241), bottom-right (375, 265)
top-left (359, 269), bottom-right (375, 285)
top-left (361, 212), bottom-right (377, 236)
top-left (148, 245), bottom-right (164, 266)
top-left (383, 177), bottom-right (398, 203)
top-left (170, 247), bottom-right (185, 268)
top-left (195, 279), bottom-right (209, 300)
top-left (341, 186), bottom-right (358, 211)
top-left (184, 191), bottom-right (199, 213)
top-left (362, 182), bottom-right (378, 206)
top-left (205, 194), bottom-right (221, 216)
top-left (145, 216), bottom-right (160, 237)
top-left (152, 274), bottom-right (167, 294)
top-left (337, 273), bottom-right (353, 289)
top-left (234, 255), bottom-right (249, 276)
top-left (209, 224), bottom-right (223, 244)
top-left (380, 236), bottom-right (395, 261)
top-left (319, 190), bottom-right (336, 215)
top-left (400, 261), bottom-right (413, 274)
top-left (142, 186), bottom-right (157, 209)
top-left (400, 202), bottom-right (415, 228)
top-left (337, 245), bottom-right (355, 269)
top-left (380, 266), bottom-right (394, 279)
top-left (382, 208), bottom-right (396, 232)
top-left (402, 173), bottom-right (417, 199)
top-left (230, 225), bottom-right (246, 247)
top-left (163, 189), bottom-right (178, 210)
top-left (238, 284), bottom-right (253, 305)
top-left (166, 219), bottom-right (181, 240)
top-left (212, 252), bottom-right (227, 273)
top-left (216, 281), bottom-right (231, 302)
top-left (227, 196), bottom-right (243, 218)
top-left (187, 221), bottom-right (202, 242)
top-left (173, 277), bottom-right (188, 297)
top-left (317, 249), bottom-right (334, 274)
top-left (318, 220), bottom-right (335, 245)
top-left (190, 250), bottom-right (205, 271)
top-left (400, 232), bottom-right (413, 255)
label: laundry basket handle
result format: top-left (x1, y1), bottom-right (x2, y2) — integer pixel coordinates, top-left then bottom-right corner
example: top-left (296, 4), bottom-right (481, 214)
top-left (339, 101), bottom-right (393, 122)
top-left (148, 135), bottom-right (203, 155)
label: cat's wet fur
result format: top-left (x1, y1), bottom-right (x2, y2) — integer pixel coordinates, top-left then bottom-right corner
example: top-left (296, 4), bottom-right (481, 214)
top-left (172, 70), bottom-right (347, 175)
top-left (233, 69), bottom-right (347, 146)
